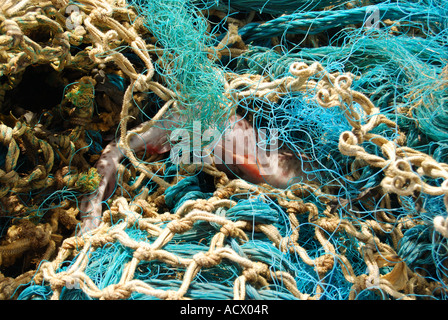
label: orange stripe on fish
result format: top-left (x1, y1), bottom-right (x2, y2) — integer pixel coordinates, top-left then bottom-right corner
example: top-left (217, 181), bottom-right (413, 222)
top-left (230, 150), bottom-right (264, 182)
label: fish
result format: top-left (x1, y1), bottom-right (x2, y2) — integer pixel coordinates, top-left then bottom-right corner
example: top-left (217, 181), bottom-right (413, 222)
top-left (78, 112), bottom-right (314, 233)
top-left (213, 114), bottom-right (314, 188)
top-left (78, 117), bottom-right (174, 233)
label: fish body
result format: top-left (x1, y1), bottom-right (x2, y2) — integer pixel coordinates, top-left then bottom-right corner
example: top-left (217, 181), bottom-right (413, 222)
top-left (79, 113), bottom-right (313, 233)
top-left (79, 120), bottom-right (172, 232)
top-left (214, 114), bottom-right (313, 188)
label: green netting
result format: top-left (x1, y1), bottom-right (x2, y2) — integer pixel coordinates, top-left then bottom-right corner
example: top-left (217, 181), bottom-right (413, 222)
top-left (0, 0), bottom-right (447, 301)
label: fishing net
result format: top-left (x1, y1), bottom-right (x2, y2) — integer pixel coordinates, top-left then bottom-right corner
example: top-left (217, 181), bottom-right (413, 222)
top-left (0, 0), bottom-right (447, 300)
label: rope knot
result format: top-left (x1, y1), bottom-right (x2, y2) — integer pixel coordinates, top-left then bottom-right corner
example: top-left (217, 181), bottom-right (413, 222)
top-left (133, 75), bottom-right (149, 92)
top-left (364, 239), bottom-right (377, 252)
top-left (353, 274), bottom-right (369, 292)
top-left (102, 283), bottom-right (132, 300)
top-left (314, 254), bottom-right (335, 275)
top-left (165, 290), bottom-right (182, 300)
top-left (220, 222), bottom-right (241, 238)
top-left (49, 272), bottom-right (69, 290)
top-left (133, 243), bottom-right (157, 261)
top-left (0, 169), bottom-right (19, 184)
top-left (62, 237), bottom-right (84, 250)
top-left (193, 251), bottom-right (221, 268)
top-left (90, 8), bottom-right (111, 22)
top-left (243, 262), bottom-right (270, 283)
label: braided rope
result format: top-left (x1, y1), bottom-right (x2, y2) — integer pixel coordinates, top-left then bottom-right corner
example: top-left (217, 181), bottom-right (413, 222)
top-left (0, 0), bottom-right (447, 301)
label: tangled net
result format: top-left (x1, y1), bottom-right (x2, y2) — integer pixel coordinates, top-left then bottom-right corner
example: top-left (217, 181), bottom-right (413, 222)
top-left (0, 0), bottom-right (447, 300)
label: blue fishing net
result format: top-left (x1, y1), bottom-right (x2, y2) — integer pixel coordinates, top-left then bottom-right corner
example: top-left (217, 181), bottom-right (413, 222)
top-left (3, 0), bottom-right (448, 301)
